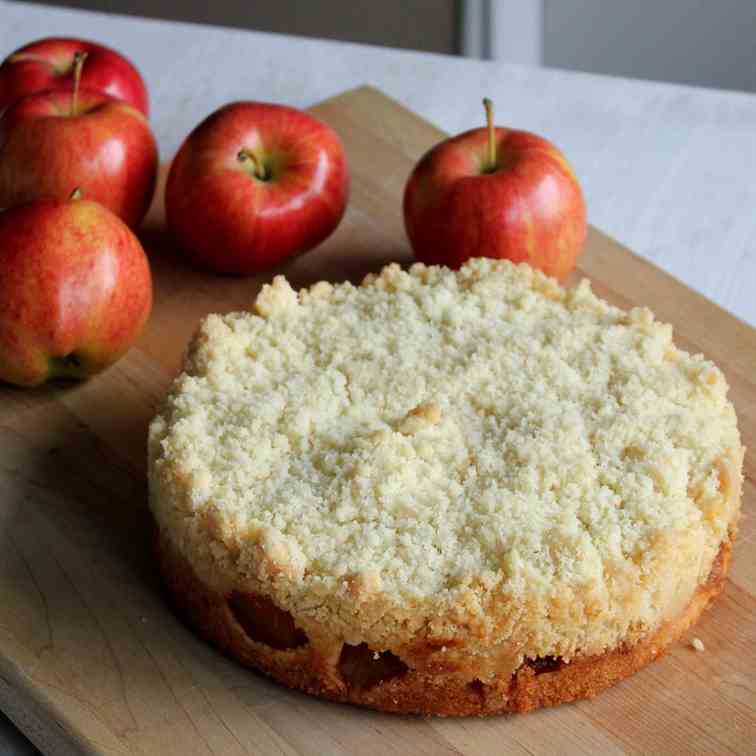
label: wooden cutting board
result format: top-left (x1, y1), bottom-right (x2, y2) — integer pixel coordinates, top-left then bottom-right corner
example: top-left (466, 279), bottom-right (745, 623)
top-left (1, 86), bottom-right (754, 756)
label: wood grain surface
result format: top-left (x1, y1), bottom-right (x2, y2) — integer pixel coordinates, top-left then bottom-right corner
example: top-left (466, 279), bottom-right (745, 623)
top-left (0, 86), bottom-right (754, 756)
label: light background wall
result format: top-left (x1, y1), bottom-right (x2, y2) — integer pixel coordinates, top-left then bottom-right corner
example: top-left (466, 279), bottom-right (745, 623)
top-left (13, 0), bottom-right (756, 93)
top-left (19, 0), bottom-right (461, 55)
top-left (543, 0), bottom-right (756, 93)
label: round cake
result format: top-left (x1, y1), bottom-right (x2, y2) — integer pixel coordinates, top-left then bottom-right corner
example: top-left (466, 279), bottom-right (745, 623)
top-left (148, 258), bottom-right (743, 715)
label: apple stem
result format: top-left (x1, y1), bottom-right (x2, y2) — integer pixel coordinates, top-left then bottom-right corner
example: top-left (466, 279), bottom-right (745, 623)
top-left (483, 97), bottom-right (496, 172)
top-left (237, 148), bottom-right (268, 181)
top-left (70, 51), bottom-right (88, 117)
top-left (69, 187), bottom-right (83, 201)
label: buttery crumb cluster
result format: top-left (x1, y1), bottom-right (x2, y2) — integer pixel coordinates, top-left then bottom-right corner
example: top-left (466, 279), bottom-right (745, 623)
top-left (149, 258), bottom-right (742, 669)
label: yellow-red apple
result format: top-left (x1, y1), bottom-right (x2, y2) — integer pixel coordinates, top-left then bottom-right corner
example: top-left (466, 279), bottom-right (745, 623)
top-left (0, 192), bottom-right (152, 387)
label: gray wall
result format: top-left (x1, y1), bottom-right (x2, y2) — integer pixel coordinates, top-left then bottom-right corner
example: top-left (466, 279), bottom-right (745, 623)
top-left (14, 0), bottom-right (756, 93)
top-left (544, 0), bottom-right (756, 93)
top-left (20, 0), bottom-right (460, 56)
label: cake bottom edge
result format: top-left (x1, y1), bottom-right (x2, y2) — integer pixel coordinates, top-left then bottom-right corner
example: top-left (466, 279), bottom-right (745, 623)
top-left (156, 531), bottom-right (732, 717)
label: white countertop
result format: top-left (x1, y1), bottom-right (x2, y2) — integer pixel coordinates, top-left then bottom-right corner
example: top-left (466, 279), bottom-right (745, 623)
top-left (1, 2), bottom-right (755, 753)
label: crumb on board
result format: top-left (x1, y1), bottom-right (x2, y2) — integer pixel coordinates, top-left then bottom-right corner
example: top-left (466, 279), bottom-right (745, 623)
top-left (691, 637), bottom-right (705, 652)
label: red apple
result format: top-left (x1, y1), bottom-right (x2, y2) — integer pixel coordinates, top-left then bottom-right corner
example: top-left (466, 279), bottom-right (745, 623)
top-left (403, 99), bottom-right (586, 280)
top-left (0, 191), bottom-right (152, 387)
top-left (0, 55), bottom-right (158, 228)
top-left (166, 101), bottom-right (349, 275)
top-left (0, 37), bottom-right (149, 116)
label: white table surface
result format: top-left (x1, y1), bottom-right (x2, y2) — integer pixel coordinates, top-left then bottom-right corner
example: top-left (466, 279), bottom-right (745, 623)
top-left (1, 2), bottom-right (755, 753)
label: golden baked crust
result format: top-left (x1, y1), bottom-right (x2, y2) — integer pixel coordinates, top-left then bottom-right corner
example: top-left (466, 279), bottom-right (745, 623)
top-left (148, 258), bottom-right (744, 711)
top-left (157, 532), bottom-right (732, 715)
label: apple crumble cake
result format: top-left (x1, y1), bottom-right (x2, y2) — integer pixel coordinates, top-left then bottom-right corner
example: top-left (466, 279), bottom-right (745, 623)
top-left (149, 258), bottom-right (742, 715)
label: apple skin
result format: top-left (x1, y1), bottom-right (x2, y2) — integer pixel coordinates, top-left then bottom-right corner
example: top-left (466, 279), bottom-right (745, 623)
top-left (0, 89), bottom-right (158, 228)
top-left (0, 196), bottom-right (152, 387)
top-left (166, 101), bottom-right (349, 275)
top-left (0, 37), bottom-right (149, 116)
top-left (403, 127), bottom-right (587, 280)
